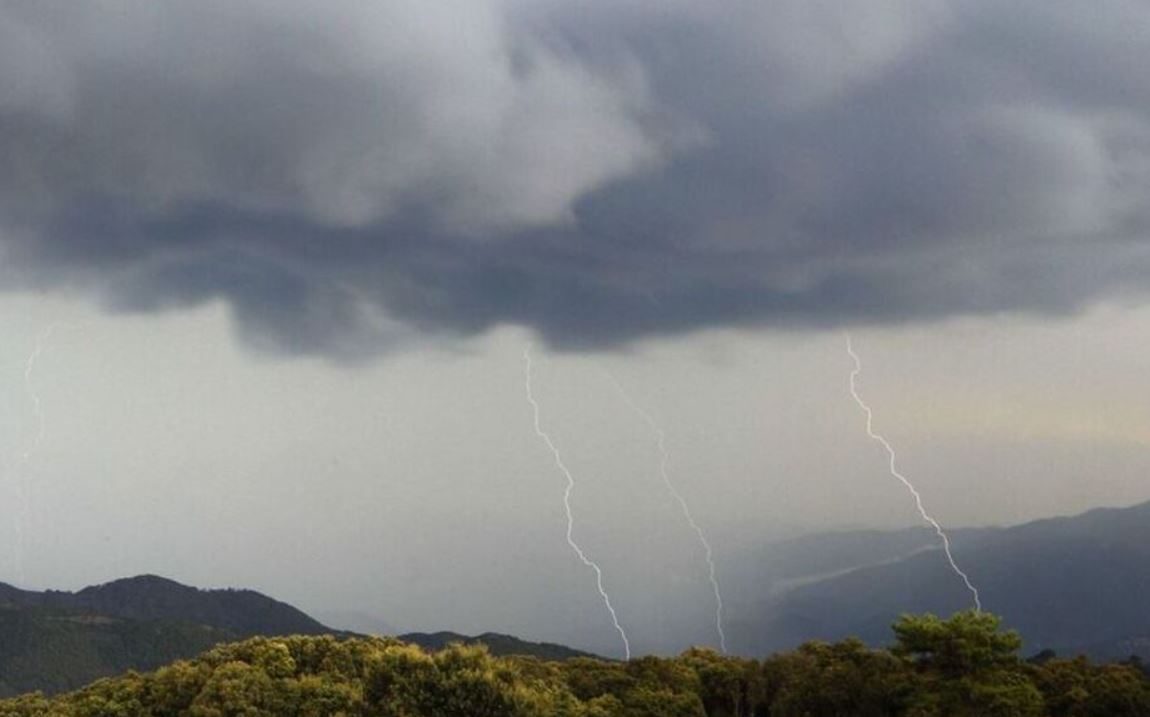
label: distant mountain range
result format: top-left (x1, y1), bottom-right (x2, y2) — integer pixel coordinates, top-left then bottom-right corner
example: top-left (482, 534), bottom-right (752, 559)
top-left (4, 498), bottom-right (1150, 695)
top-left (0, 574), bottom-right (329, 636)
top-left (0, 575), bottom-right (593, 697)
top-left (0, 575), bottom-right (325, 696)
top-left (726, 498), bottom-right (1150, 661)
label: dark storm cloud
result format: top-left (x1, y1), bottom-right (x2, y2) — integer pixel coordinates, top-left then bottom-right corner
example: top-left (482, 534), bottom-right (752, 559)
top-left (3, 0), bottom-right (1150, 355)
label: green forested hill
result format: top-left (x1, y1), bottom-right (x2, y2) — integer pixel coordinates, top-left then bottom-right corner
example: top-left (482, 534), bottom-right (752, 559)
top-left (0, 575), bottom-right (329, 697)
top-left (0, 575), bottom-right (329, 637)
top-left (1, 612), bottom-right (1147, 717)
top-left (0, 576), bottom-right (599, 697)
top-left (0, 606), bottom-right (239, 697)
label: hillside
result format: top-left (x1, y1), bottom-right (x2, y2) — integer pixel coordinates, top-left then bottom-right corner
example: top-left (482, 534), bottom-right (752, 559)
top-left (0, 576), bottom-right (598, 696)
top-left (0, 575), bottom-right (326, 698)
top-left (728, 499), bottom-right (1150, 660)
top-left (0, 605), bottom-right (237, 697)
top-left (5, 498), bottom-right (1150, 695)
top-left (0, 575), bottom-right (328, 637)
top-left (2, 613), bottom-right (1147, 717)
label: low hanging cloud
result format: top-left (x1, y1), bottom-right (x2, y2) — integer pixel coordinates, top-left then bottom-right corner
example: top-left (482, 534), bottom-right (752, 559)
top-left (2, 0), bottom-right (1150, 356)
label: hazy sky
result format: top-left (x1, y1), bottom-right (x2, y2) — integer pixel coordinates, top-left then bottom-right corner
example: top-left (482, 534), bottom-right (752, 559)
top-left (2, 1), bottom-right (1150, 657)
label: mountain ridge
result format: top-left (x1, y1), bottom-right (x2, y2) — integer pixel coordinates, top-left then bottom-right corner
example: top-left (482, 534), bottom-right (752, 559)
top-left (0, 573), bottom-right (329, 638)
top-left (730, 497), bottom-right (1150, 660)
top-left (0, 575), bottom-right (599, 696)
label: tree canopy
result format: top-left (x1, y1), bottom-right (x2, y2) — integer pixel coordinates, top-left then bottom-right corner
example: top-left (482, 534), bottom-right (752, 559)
top-left (1, 611), bottom-right (1147, 716)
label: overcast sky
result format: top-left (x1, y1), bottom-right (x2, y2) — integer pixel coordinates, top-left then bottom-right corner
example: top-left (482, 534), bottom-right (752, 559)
top-left (2, 1), bottom-right (1150, 657)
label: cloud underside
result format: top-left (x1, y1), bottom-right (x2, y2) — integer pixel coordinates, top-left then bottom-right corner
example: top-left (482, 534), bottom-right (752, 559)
top-left (3, 0), bottom-right (1150, 356)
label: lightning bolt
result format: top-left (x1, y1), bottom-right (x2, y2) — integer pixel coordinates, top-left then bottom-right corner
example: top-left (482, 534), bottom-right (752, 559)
top-left (13, 324), bottom-right (60, 583)
top-left (22, 325), bottom-right (58, 464)
top-left (609, 377), bottom-right (727, 653)
top-left (845, 334), bottom-right (982, 612)
top-left (523, 347), bottom-right (631, 659)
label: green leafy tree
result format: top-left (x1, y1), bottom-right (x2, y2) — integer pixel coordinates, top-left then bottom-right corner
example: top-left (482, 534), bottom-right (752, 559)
top-left (765, 638), bottom-right (911, 717)
top-left (188, 661), bottom-right (280, 717)
top-left (892, 611), bottom-right (1043, 717)
top-left (1033, 657), bottom-right (1150, 717)
top-left (677, 647), bottom-right (759, 717)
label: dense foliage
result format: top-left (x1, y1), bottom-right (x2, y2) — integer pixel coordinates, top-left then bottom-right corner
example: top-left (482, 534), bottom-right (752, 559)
top-left (0, 578), bottom-right (591, 697)
top-left (1, 612), bottom-right (1147, 717)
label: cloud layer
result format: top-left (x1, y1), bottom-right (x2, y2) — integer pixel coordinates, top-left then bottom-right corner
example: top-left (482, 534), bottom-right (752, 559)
top-left (3, 0), bottom-right (1150, 355)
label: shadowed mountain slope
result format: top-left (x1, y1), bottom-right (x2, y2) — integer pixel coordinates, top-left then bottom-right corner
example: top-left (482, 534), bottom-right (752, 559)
top-left (730, 500), bottom-right (1150, 660)
top-left (0, 575), bottom-right (598, 696)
